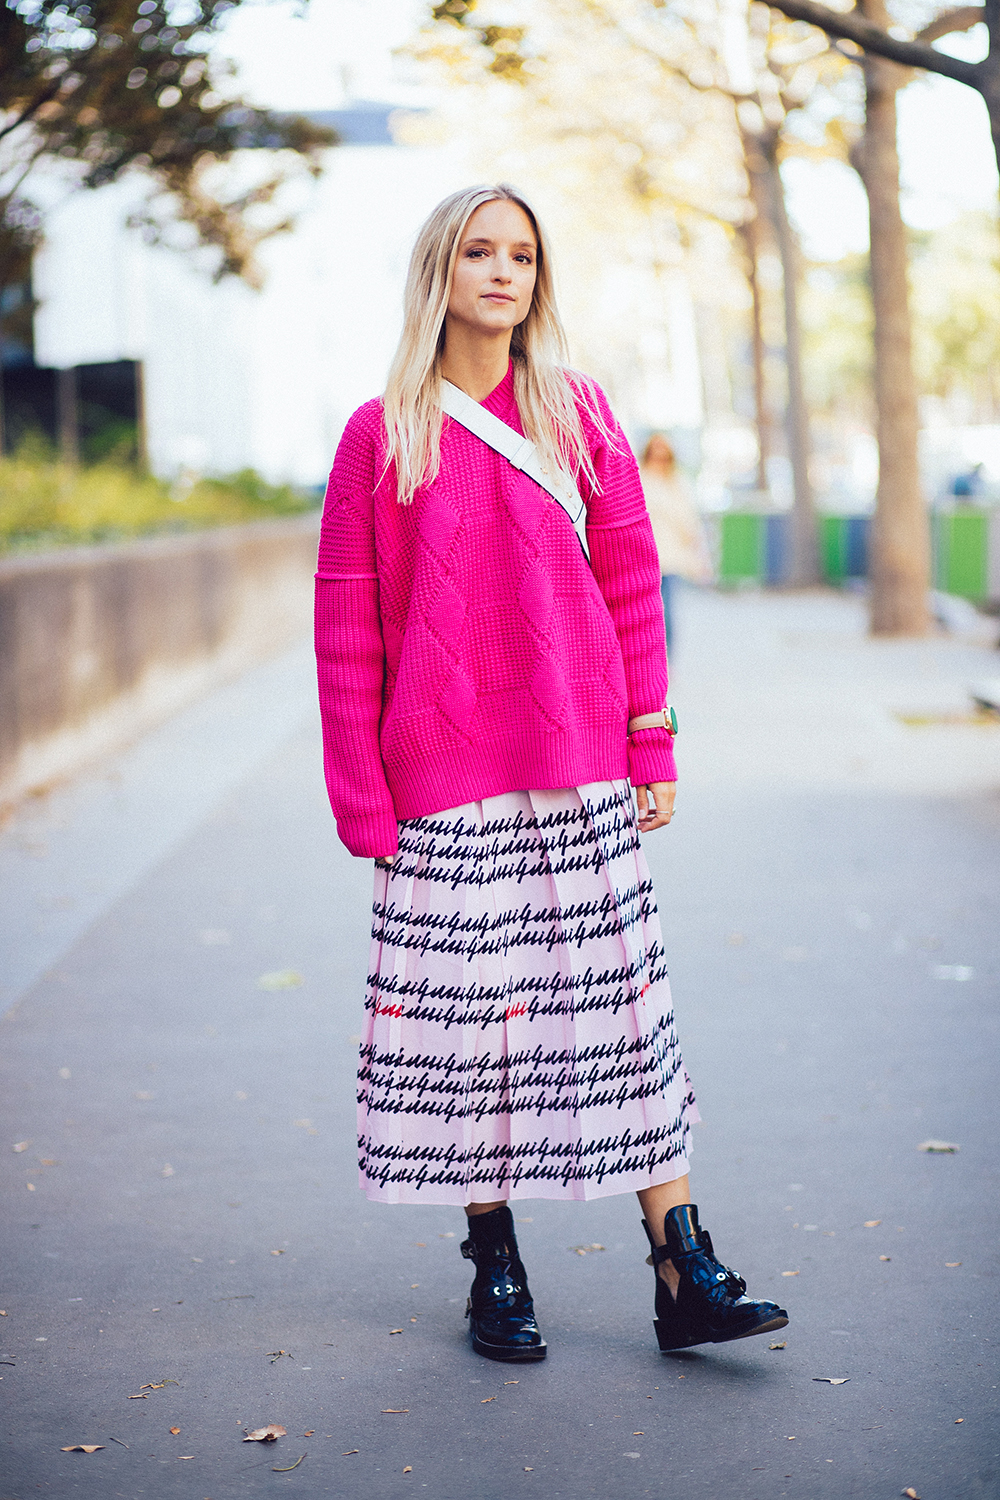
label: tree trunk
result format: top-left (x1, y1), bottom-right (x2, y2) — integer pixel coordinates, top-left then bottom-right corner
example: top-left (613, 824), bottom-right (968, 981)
top-left (760, 132), bottom-right (819, 586)
top-left (854, 1), bottom-right (931, 635)
top-left (738, 217), bottom-right (770, 494)
top-left (982, 0), bottom-right (1000, 181)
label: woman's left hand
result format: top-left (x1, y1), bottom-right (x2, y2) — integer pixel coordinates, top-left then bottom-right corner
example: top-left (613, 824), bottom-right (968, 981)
top-left (636, 781), bottom-right (676, 832)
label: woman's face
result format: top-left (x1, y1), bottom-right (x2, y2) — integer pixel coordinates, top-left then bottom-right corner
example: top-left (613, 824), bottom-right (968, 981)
top-left (446, 200), bottom-right (538, 339)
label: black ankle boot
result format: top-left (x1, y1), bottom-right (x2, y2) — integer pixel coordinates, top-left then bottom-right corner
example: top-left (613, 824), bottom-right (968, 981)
top-left (460, 1206), bottom-right (547, 1362)
top-left (642, 1204), bottom-right (788, 1352)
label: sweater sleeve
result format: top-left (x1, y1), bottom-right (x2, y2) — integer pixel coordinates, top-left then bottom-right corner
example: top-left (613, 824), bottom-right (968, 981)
top-left (314, 405), bottom-right (399, 858)
top-left (575, 380), bottom-right (678, 786)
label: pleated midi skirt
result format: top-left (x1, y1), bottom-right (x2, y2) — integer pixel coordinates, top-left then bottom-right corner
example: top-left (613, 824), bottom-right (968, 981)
top-left (357, 780), bottom-right (699, 1204)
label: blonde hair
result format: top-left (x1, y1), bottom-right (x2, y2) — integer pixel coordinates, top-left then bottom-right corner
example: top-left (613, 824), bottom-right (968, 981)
top-left (383, 184), bottom-right (612, 504)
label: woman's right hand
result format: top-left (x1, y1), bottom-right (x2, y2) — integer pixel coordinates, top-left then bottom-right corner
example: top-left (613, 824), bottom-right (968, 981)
top-left (374, 855), bottom-right (396, 869)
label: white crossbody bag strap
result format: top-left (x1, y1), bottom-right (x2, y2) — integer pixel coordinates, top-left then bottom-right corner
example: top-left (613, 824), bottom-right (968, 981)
top-left (440, 379), bottom-right (590, 563)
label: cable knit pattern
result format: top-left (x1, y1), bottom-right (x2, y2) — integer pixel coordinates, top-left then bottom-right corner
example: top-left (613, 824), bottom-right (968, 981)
top-left (315, 362), bottom-right (676, 857)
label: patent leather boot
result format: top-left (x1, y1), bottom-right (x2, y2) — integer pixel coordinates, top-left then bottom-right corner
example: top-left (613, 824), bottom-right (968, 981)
top-left (461, 1206), bottom-right (547, 1362)
top-left (642, 1204), bottom-right (788, 1352)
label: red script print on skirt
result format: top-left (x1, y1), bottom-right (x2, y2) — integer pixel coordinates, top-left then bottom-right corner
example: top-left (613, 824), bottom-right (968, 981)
top-left (358, 781), bottom-right (699, 1203)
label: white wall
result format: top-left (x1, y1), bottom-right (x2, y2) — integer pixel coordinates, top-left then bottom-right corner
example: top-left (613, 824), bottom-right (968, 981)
top-left (33, 141), bottom-right (465, 485)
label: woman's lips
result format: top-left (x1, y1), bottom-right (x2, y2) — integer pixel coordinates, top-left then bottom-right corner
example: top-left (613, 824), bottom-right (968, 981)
top-left (483, 293), bottom-right (515, 302)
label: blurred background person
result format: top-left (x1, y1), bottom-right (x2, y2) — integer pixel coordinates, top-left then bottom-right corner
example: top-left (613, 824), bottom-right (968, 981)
top-left (640, 434), bottom-right (713, 655)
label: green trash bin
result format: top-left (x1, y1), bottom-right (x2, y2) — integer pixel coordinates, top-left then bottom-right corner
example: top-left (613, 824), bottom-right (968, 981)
top-left (719, 513), bottom-right (764, 584)
top-left (934, 511), bottom-right (988, 601)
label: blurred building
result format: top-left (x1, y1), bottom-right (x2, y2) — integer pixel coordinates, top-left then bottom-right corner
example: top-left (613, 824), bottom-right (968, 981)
top-left (19, 103), bottom-right (463, 486)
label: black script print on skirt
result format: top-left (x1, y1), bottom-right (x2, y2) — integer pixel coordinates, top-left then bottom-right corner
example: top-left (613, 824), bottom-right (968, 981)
top-left (357, 781), bottom-right (699, 1203)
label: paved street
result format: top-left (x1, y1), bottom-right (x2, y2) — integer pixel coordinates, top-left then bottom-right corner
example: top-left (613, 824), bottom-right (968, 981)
top-left (2, 587), bottom-right (998, 1500)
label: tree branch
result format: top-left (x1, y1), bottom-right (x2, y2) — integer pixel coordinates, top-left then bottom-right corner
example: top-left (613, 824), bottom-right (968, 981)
top-left (915, 5), bottom-right (984, 43)
top-left (0, 79), bottom-right (68, 145)
top-left (765, 0), bottom-right (983, 88)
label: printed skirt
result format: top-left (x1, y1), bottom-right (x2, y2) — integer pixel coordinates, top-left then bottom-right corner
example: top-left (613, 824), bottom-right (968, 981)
top-left (357, 780), bottom-right (699, 1204)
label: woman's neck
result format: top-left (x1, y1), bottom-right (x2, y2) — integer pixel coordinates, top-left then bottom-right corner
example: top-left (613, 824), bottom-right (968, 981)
top-left (440, 325), bottom-right (512, 403)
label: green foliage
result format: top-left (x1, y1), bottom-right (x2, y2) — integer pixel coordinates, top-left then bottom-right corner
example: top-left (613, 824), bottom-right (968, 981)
top-left (801, 213), bottom-right (1000, 423)
top-left (910, 212), bottom-right (1000, 417)
top-left (0, 448), bottom-right (317, 554)
top-left (0, 0), bottom-right (336, 299)
top-left (429, 0), bottom-right (529, 79)
top-left (801, 254), bottom-right (873, 416)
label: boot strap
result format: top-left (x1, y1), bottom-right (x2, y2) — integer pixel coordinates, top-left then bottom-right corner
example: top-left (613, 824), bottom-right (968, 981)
top-left (644, 1243), bottom-right (673, 1268)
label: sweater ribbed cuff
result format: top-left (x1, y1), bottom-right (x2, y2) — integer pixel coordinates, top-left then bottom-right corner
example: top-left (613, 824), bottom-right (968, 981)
top-left (627, 727), bottom-right (678, 787)
top-left (335, 808), bottom-right (399, 861)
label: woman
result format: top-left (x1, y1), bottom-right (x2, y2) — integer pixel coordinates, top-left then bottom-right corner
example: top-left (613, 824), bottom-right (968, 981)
top-left (639, 433), bottom-right (712, 656)
top-left (314, 184), bottom-right (786, 1363)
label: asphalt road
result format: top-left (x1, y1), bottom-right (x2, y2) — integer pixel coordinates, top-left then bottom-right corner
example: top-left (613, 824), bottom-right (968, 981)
top-left (2, 588), bottom-right (998, 1500)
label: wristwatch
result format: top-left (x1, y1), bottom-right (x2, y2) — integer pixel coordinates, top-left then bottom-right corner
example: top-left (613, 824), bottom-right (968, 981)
top-left (627, 707), bottom-right (678, 736)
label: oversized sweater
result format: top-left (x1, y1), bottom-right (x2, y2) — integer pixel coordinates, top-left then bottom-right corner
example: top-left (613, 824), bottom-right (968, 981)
top-left (314, 362), bottom-right (677, 858)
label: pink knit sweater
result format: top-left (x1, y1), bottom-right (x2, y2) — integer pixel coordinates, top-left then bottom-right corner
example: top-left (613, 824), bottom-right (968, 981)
top-left (315, 363), bottom-right (677, 858)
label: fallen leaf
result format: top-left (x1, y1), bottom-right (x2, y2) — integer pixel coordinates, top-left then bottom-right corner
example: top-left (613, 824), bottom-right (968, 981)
top-left (343, 1449), bottom-right (360, 1454)
top-left (918, 1140), bottom-right (959, 1153)
top-left (781, 1270), bottom-right (800, 1276)
top-left (270, 1249), bottom-right (284, 1256)
top-left (267, 1350), bottom-right (290, 1363)
top-left (864, 1220), bottom-right (882, 1228)
top-left (128, 1393), bottom-right (148, 1399)
top-left (272, 1454), bottom-right (305, 1472)
top-left (524, 1467), bottom-right (533, 1471)
top-left (170, 1427), bottom-right (180, 1435)
top-left (769, 1341), bottom-right (787, 1350)
top-left (903, 1489), bottom-right (920, 1498)
top-left (0, 1310), bottom-right (6, 1315)
top-left (243, 1424), bottom-right (287, 1443)
top-left (61, 1445), bottom-right (104, 1453)
top-left (381, 1409), bottom-right (408, 1414)
top-left (880, 1255), bottom-right (891, 1261)
top-left (27, 1182), bottom-right (35, 1190)
top-left (403, 1465), bottom-right (413, 1473)
top-left (257, 970), bottom-right (303, 991)
top-left (304, 1430), bottom-right (314, 1436)
top-left (410, 1284), bottom-right (419, 1289)
top-left (389, 1328), bottom-right (403, 1335)
top-left (481, 1396), bottom-right (495, 1403)
top-left (633, 1431), bottom-right (645, 1436)
top-left (177, 1455), bottom-right (194, 1460)
top-left (109, 1437), bottom-right (129, 1449)
top-left (504, 1380), bottom-right (519, 1384)
top-left (955, 1418), bottom-right (964, 1423)
top-left (570, 1244), bottom-right (606, 1255)
top-left (945, 1262), bottom-right (961, 1267)
top-left (13, 1140), bottom-right (30, 1152)
top-left (410, 1317), bottom-right (417, 1323)
top-left (813, 1377), bottom-right (850, 1385)
top-left (786, 1435), bottom-right (796, 1440)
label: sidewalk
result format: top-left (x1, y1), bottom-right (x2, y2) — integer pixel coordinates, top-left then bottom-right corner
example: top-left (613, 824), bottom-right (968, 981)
top-left (1, 588), bottom-right (998, 1500)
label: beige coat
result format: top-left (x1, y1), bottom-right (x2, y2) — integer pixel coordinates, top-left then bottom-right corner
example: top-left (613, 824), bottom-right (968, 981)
top-left (641, 469), bottom-right (713, 583)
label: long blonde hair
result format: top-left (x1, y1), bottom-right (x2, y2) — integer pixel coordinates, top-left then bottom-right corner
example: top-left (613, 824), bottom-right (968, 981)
top-left (383, 184), bottom-right (612, 504)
